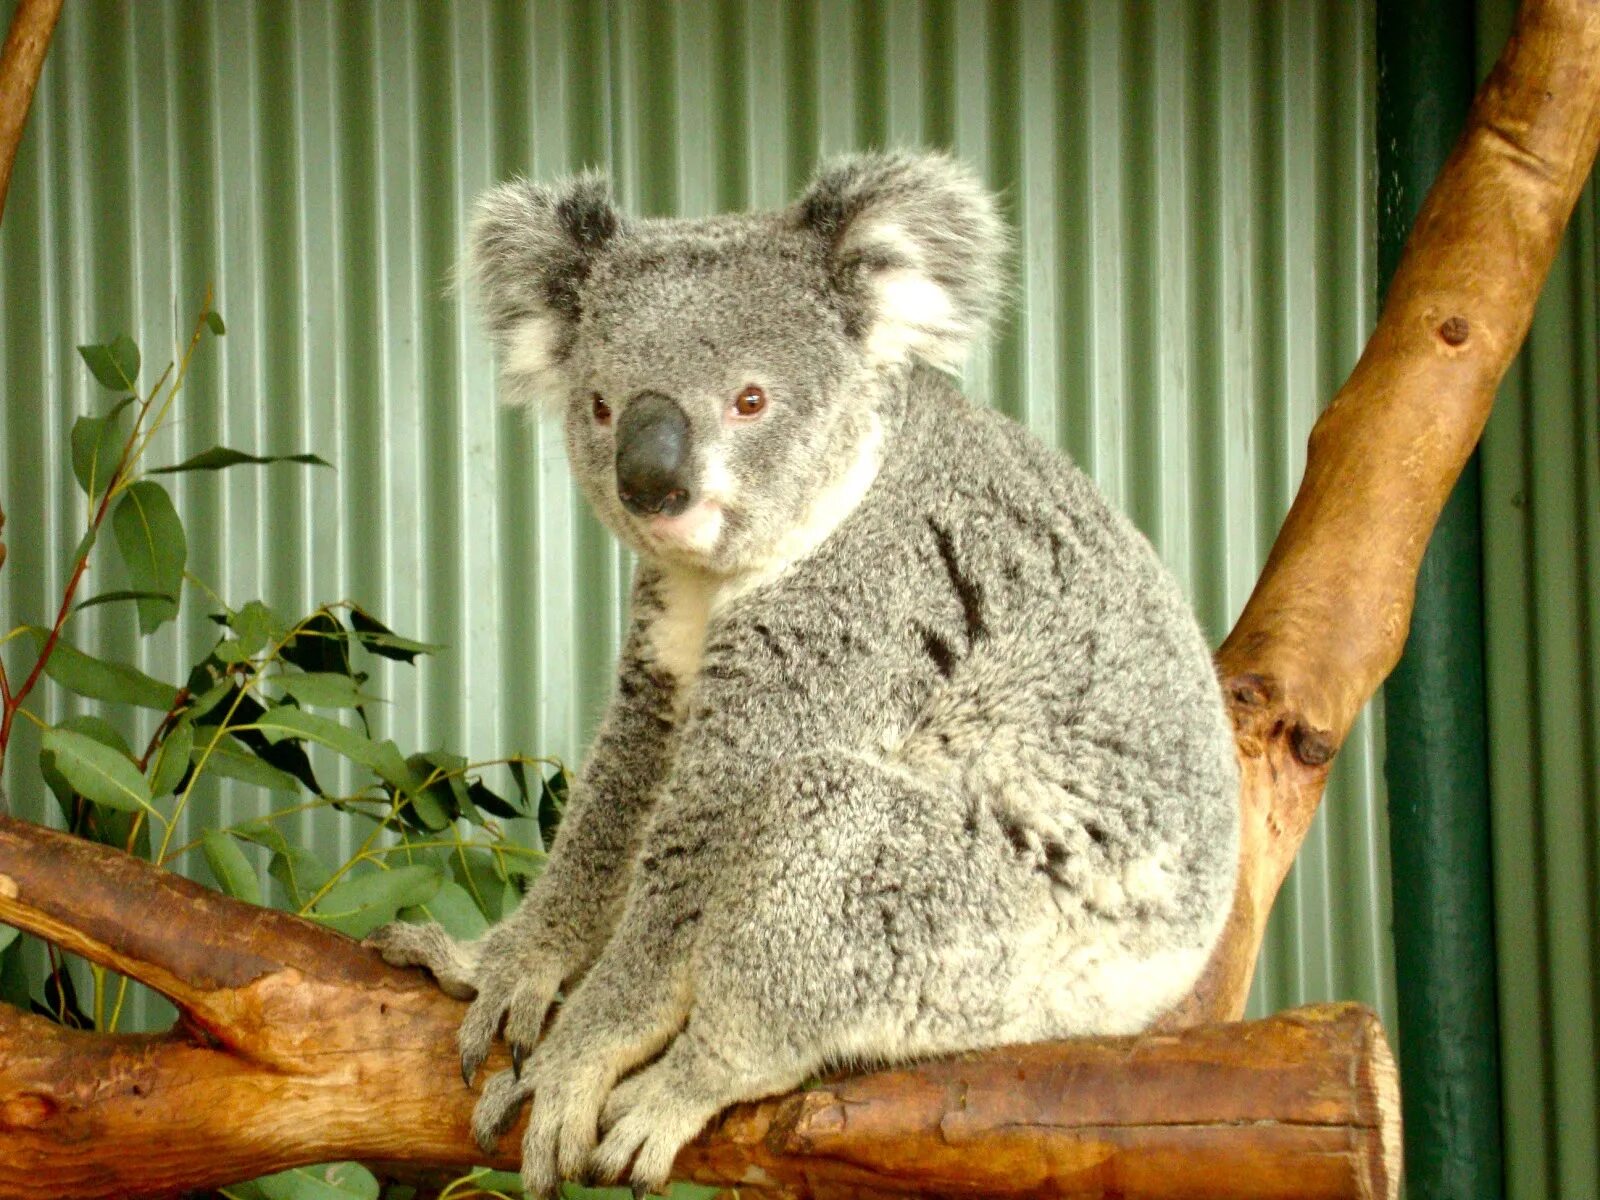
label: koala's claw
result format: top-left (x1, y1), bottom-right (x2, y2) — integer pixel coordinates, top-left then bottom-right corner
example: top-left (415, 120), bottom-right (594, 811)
top-left (471, 1068), bottom-right (530, 1153)
top-left (511, 1041), bottom-right (529, 1078)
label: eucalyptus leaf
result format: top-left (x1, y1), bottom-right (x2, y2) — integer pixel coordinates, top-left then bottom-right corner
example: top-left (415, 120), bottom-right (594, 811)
top-left (271, 671), bottom-right (376, 709)
top-left (205, 310), bottom-right (226, 336)
top-left (77, 336), bottom-right (140, 391)
top-left (398, 879), bottom-right (489, 941)
top-left (255, 705), bottom-right (417, 792)
top-left (74, 589), bottom-right (176, 615)
top-left (202, 829), bottom-right (262, 904)
top-left (40, 726), bottom-right (150, 812)
top-left (252, 1162), bottom-right (378, 1200)
top-left (26, 627), bottom-right (179, 710)
top-left (192, 737), bottom-right (304, 794)
top-left (0, 924), bottom-right (17, 955)
top-left (347, 606), bottom-right (439, 663)
top-left (69, 523), bottom-right (99, 564)
top-left (278, 610), bottom-right (352, 676)
top-left (69, 395), bottom-right (135, 499)
top-left (230, 600), bottom-right (288, 654)
top-left (111, 480), bottom-right (186, 633)
top-left (268, 846), bottom-right (334, 911)
top-left (311, 865), bottom-right (443, 938)
top-left (151, 446), bottom-right (331, 474)
top-left (148, 718), bottom-right (194, 798)
top-left (467, 778), bottom-right (522, 822)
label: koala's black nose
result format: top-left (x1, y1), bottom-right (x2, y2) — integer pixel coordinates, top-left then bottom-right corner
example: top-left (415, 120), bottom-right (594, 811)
top-left (615, 391), bottom-right (694, 518)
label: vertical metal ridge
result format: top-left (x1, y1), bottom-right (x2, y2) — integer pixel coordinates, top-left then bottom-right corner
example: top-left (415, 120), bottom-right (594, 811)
top-left (2, 0), bottom-right (1390, 1040)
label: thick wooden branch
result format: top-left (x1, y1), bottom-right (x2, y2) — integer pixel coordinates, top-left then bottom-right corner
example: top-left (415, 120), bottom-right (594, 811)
top-left (0, 0), bottom-right (61, 228)
top-left (1172, 0), bottom-right (1600, 1024)
top-left (2, 0), bottom-right (1598, 1196)
top-left (0, 816), bottom-right (1397, 1200)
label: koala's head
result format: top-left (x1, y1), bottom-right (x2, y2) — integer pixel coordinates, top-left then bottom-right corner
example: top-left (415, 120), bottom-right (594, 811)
top-left (468, 152), bottom-right (1004, 575)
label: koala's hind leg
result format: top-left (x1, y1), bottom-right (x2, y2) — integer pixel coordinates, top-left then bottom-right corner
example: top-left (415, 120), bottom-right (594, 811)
top-left (589, 751), bottom-right (1063, 1192)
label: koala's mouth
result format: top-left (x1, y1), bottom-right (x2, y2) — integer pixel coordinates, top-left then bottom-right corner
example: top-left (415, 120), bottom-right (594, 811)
top-left (638, 499), bottom-right (724, 554)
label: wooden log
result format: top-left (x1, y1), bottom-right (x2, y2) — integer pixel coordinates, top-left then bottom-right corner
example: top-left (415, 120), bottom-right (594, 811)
top-left (0, 812), bottom-right (1397, 1200)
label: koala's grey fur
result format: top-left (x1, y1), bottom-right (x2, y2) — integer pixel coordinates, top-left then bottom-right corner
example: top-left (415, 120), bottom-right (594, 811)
top-left (370, 151), bottom-right (1240, 1197)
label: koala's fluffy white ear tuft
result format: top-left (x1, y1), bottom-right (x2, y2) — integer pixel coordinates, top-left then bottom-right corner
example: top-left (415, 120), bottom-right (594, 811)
top-left (467, 172), bottom-right (620, 413)
top-left (796, 152), bottom-right (1006, 372)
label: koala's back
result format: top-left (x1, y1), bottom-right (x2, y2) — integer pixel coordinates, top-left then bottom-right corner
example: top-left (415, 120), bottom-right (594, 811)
top-left (716, 365), bottom-right (1242, 1033)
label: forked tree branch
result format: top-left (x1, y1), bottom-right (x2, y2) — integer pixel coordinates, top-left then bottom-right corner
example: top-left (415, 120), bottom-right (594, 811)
top-left (1, 1), bottom-right (1598, 1197)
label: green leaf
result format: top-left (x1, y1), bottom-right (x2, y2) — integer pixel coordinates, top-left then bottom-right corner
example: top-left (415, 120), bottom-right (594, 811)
top-left (467, 778), bottom-right (522, 822)
top-left (268, 844), bottom-right (333, 910)
top-left (77, 337), bottom-right (140, 391)
top-left (404, 750), bottom-right (466, 831)
top-left (205, 310), bottom-right (226, 336)
top-left (39, 716), bottom-right (143, 847)
top-left (0, 924), bottom-right (17, 956)
top-left (539, 767), bottom-right (568, 849)
top-left (450, 848), bottom-right (520, 921)
top-left (347, 607), bottom-right (439, 663)
top-left (252, 1163), bottom-right (379, 1200)
top-left (279, 610), bottom-right (352, 676)
top-left (74, 588), bottom-right (176, 615)
top-left (40, 726), bottom-right (150, 812)
top-left (186, 676), bottom-right (234, 721)
top-left (254, 706), bottom-right (419, 792)
top-left (398, 879), bottom-right (489, 941)
top-left (202, 829), bottom-right (262, 904)
top-left (311, 865), bottom-right (443, 938)
top-left (270, 671), bottom-right (376, 709)
top-left (26, 626), bottom-right (179, 709)
top-left (230, 600), bottom-right (288, 655)
top-left (148, 717), bottom-right (194, 798)
top-left (69, 395), bottom-right (135, 500)
top-left (111, 480), bottom-right (187, 634)
top-left (69, 524), bottom-right (99, 564)
top-left (193, 737), bottom-right (304, 794)
top-left (151, 447), bottom-right (332, 474)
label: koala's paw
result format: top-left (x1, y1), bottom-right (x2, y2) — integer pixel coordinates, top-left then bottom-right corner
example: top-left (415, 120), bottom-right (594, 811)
top-left (591, 1061), bottom-right (717, 1195)
top-left (470, 1051), bottom-right (612, 1200)
top-left (457, 941), bottom-right (564, 1087)
top-left (364, 920), bottom-right (480, 1001)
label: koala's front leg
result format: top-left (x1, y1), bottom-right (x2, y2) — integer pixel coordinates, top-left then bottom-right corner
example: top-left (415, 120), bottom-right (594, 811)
top-left (469, 851), bottom-right (704, 1198)
top-left (369, 597), bottom-right (681, 1081)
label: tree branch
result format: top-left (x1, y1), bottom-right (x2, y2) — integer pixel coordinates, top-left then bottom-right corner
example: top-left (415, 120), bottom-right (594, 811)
top-left (0, 815), bottom-right (1397, 1200)
top-left (0, 0), bottom-right (60, 229)
top-left (1171, 0), bottom-right (1600, 1024)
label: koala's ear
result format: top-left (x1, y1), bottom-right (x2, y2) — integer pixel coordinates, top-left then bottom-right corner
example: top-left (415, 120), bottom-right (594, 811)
top-left (467, 172), bottom-right (620, 410)
top-left (796, 152), bottom-right (1006, 372)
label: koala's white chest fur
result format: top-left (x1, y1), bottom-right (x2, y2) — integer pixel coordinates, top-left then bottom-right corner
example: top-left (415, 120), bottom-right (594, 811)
top-left (643, 414), bottom-right (885, 699)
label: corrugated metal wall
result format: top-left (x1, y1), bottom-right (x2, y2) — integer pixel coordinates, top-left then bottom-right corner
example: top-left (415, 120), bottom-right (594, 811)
top-left (1477, 3), bottom-right (1600, 1197)
top-left (0, 0), bottom-right (1392, 1034)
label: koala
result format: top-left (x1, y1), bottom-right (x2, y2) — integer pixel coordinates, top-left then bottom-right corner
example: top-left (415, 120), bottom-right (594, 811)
top-left (370, 151), bottom-right (1240, 1197)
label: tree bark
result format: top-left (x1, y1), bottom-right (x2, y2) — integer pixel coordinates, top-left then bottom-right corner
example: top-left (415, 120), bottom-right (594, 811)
top-left (2, 0), bottom-right (1599, 1196)
top-left (0, 0), bottom-right (60, 229)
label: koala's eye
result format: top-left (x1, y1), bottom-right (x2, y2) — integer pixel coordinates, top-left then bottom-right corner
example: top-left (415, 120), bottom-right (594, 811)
top-left (732, 385), bottom-right (767, 419)
top-left (591, 393), bottom-right (612, 424)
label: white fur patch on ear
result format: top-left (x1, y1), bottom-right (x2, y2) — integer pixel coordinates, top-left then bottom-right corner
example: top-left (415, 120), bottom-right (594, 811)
top-left (496, 312), bottom-right (568, 415)
top-left (865, 268), bottom-right (965, 371)
top-left (848, 221), bottom-right (971, 372)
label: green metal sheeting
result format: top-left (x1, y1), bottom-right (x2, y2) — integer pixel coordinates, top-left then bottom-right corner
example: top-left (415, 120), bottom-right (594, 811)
top-left (0, 1), bottom-right (1392, 1036)
top-left (1476, 3), bottom-right (1600, 1197)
